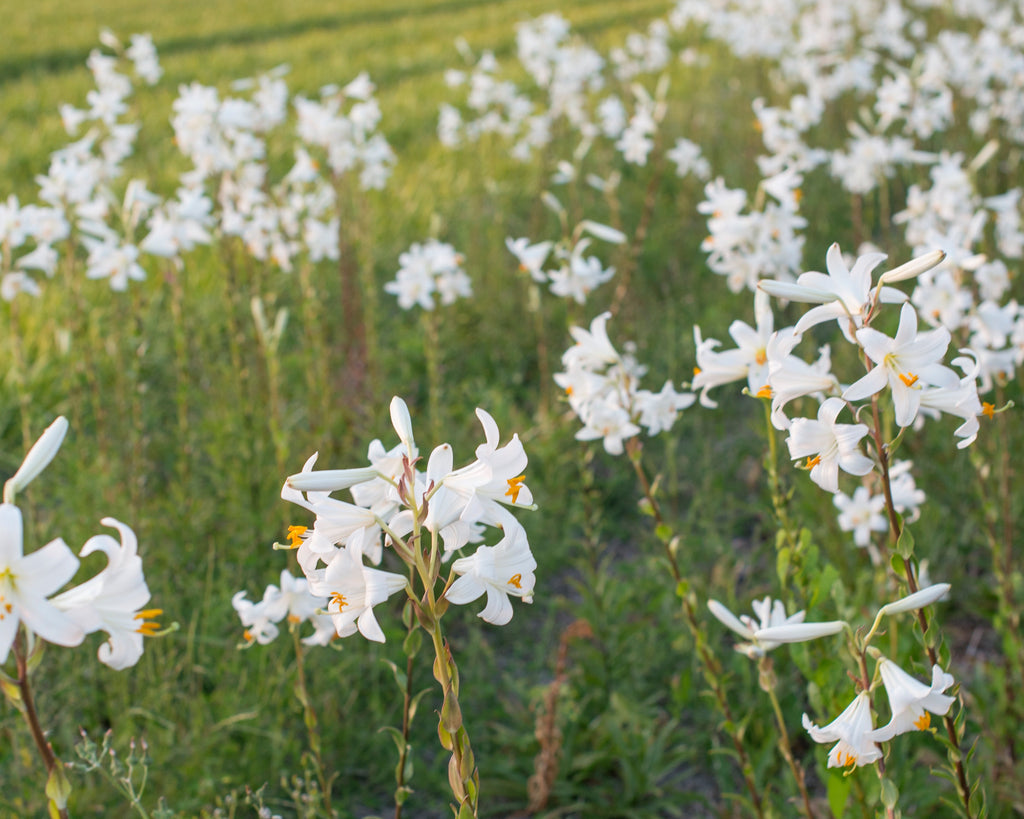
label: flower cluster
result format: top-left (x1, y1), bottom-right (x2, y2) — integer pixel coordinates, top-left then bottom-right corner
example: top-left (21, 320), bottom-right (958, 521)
top-left (555, 312), bottom-right (695, 454)
top-left (384, 239), bottom-right (471, 311)
top-left (260, 397), bottom-right (536, 641)
top-left (1, 418), bottom-right (158, 670)
top-left (506, 212), bottom-right (624, 304)
top-left (232, 569), bottom-right (336, 647)
top-left (709, 585), bottom-right (956, 770)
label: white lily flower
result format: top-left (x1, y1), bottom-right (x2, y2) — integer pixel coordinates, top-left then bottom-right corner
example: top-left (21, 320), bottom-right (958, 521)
top-left (707, 596), bottom-right (839, 658)
top-left (759, 243), bottom-right (906, 341)
top-left (786, 397), bottom-right (874, 492)
top-left (50, 518), bottom-right (158, 670)
top-left (844, 303), bottom-right (959, 428)
top-left (803, 692), bottom-right (882, 768)
top-left (308, 540), bottom-right (407, 643)
top-left (0, 504), bottom-right (84, 662)
top-left (867, 658), bottom-right (955, 741)
top-left (445, 516), bottom-right (536, 626)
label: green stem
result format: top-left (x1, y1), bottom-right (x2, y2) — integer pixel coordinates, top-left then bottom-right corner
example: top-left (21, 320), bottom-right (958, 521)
top-left (759, 657), bottom-right (816, 819)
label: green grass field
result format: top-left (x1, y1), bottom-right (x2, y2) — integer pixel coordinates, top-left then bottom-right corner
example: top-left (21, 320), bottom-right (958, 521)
top-left (1, 1), bottom-right (1022, 817)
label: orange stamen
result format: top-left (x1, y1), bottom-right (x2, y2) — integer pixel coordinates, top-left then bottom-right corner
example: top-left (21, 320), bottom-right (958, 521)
top-left (982, 402), bottom-right (995, 419)
top-left (508, 573), bottom-right (522, 589)
top-left (756, 385), bottom-right (773, 399)
top-left (330, 592), bottom-right (348, 611)
top-left (755, 348), bottom-right (767, 366)
top-left (286, 525), bottom-right (308, 549)
top-left (693, 366), bottom-right (702, 376)
top-left (914, 712), bottom-right (931, 730)
top-left (898, 372), bottom-right (919, 387)
top-left (806, 455), bottom-right (821, 469)
top-left (505, 475), bottom-right (526, 504)
top-left (134, 608), bottom-right (163, 636)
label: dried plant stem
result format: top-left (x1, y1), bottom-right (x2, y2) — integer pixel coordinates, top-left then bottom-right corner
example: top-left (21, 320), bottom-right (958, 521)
top-left (13, 633), bottom-right (70, 819)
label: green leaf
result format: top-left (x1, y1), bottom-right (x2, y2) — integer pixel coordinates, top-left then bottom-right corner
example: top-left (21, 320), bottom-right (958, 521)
top-left (381, 658), bottom-right (407, 692)
top-left (379, 725), bottom-right (405, 757)
top-left (896, 517), bottom-right (914, 559)
top-left (776, 546), bottom-right (791, 587)
top-left (0, 675), bottom-right (23, 710)
top-left (409, 687), bottom-right (431, 724)
top-left (827, 771), bottom-right (851, 818)
top-left (45, 762), bottom-right (72, 810)
top-left (403, 626), bottom-right (423, 658)
top-left (880, 777), bottom-right (899, 809)
top-left (654, 523), bottom-right (672, 542)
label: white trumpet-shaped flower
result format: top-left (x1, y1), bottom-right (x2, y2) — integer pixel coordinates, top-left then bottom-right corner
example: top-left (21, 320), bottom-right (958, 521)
top-left (445, 516), bottom-right (536, 626)
top-left (867, 658), bottom-right (955, 740)
top-left (803, 692), bottom-right (883, 769)
top-left (0, 504), bottom-right (84, 662)
top-left (308, 539), bottom-right (407, 643)
top-left (785, 397), bottom-right (874, 492)
top-left (50, 518), bottom-right (158, 670)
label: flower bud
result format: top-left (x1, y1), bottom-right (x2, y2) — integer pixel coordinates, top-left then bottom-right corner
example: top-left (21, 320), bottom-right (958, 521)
top-left (4, 416), bottom-right (69, 503)
top-left (879, 250), bottom-right (946, 284)
top-left (286, 467), bottom-right (378, 492)
top-left (879, 583), bottom-right (950, 616)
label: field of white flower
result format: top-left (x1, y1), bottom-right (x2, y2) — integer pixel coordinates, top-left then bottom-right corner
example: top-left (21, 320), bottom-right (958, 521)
top-left (2, 0), bottom-right (1023, 816)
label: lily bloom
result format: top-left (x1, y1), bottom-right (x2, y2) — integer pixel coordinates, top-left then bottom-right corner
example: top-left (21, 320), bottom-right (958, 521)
top-left (803, 692), bottom-right (883, 768)
top-left (867, 657), bottom-right (955, 741)
top-left (785, 397), bottom-right (874, 492)
top-left (0, 504), bottom-right (84, 662)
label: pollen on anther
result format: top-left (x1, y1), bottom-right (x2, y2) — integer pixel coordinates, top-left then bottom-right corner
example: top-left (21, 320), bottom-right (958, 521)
top-left (914, 712), bottom-right (931, 731)
top-left (507, 573), bottom-right (522, 589)
top-left (286, 525), bottom-right (308, 549)
top-left (134, 608), bottom-right (163, 636)
top-left (806, 455), bottom-right (821, 469)
top-left (982, 402), bottom-right (995, 419)
top-left (505, 475), bottom-right (526, 504)
top-left (330, 592), bottom-right (348, 611)
top-left (756, 385), bottom-right (772, 399)
top-left (898, 372), bottom-right (920, 387)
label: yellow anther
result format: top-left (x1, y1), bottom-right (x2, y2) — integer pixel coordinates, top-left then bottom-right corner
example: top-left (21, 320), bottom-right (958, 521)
top-left (914, 712), bottom-right (931, 731)
top-left (565, 385), bottom-right (574, 396)
top-left (330, 592), bottom-right (348, 611)
top-left (286, 525), bottom-right (308, 549)
top-left (508, 573), bottom-right (523, 589)
top-left (898, 372), bottom-right (919, 387)
top-left (982, 402), bottom-right (995, 419)
top-left (794, 188), bottom-right (803, 203)
top-left (243, 629), bottom-right (253, 643)
top-left (287, 614), bottom-right (301, 624)
top-left (693, 366), bottom-right (702, 376)
top-left (505, 475), bottom-right (526, 504)
top-left (756, 385), bottom-right (773, 399)
top-left (755, 348), bottom-right (767, 366)
top-left (806, 455), bottom-right (821, 469)
top-left (134, 608), bottom-right (163, 636)
top-left (842, 752), bottom-right (856, 768)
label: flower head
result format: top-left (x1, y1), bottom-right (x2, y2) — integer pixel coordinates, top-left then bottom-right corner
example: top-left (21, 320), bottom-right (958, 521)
top-left (867, 658), bottom-right (955, 741)
top-left (803, 692), bottom-right (882, 769)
